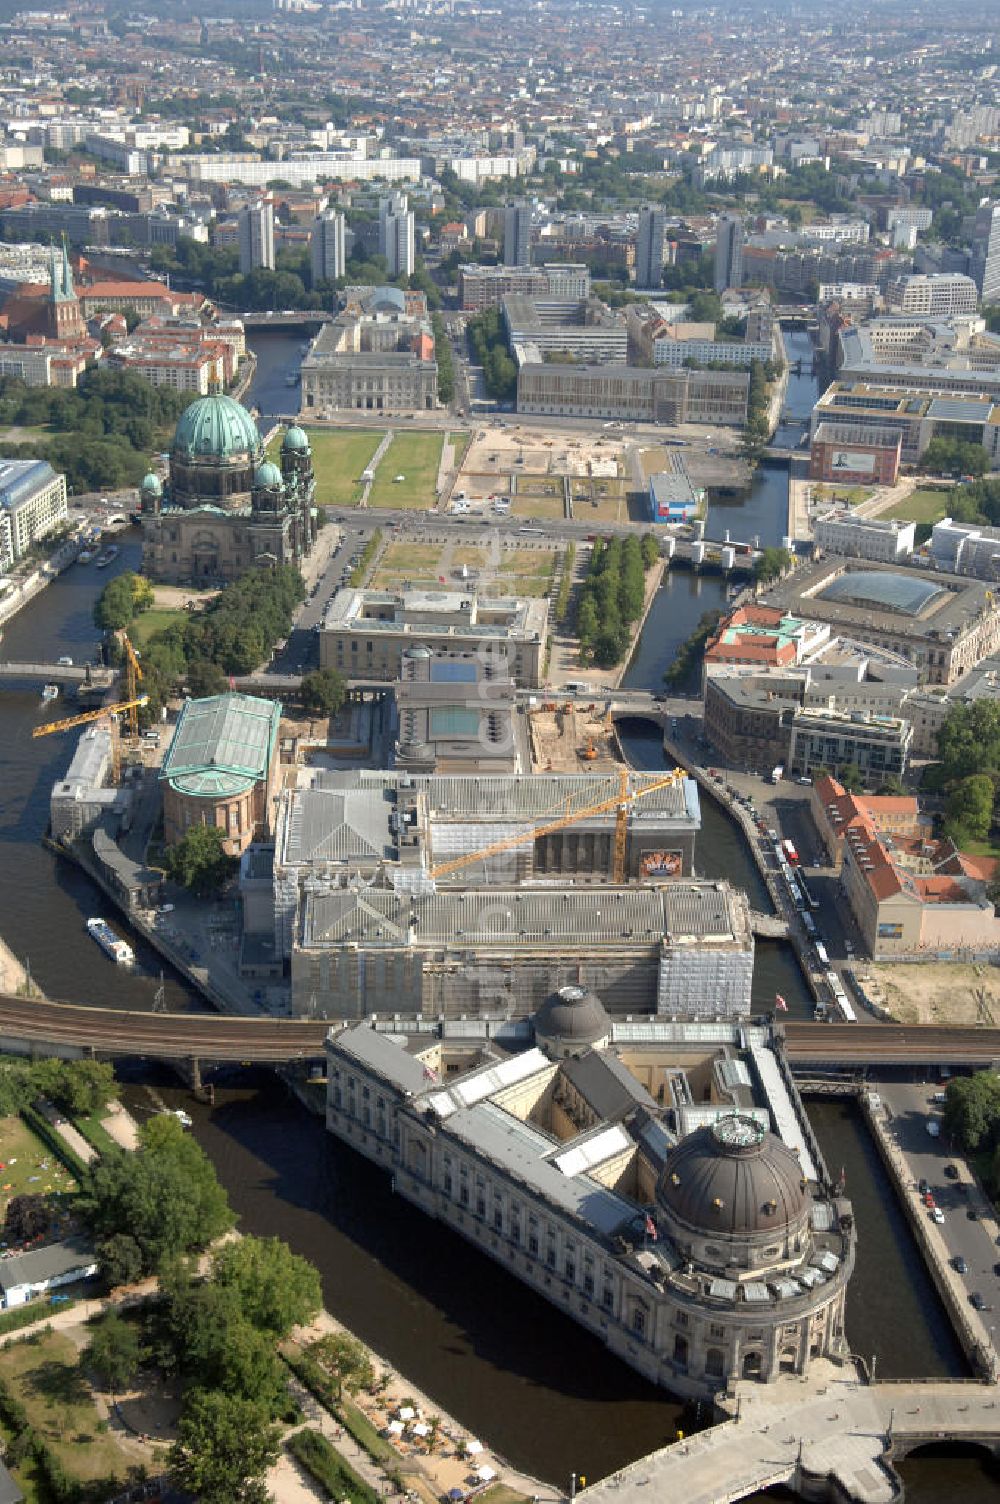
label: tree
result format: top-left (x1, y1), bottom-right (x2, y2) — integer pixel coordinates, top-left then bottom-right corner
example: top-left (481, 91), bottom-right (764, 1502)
top-left (311, 1331), bottom-right (374, 1399)
top-left (79, 1113), bottom-right (234, 1273)
top-left (753, 547), bottom-right (792, 584)
top-left (30, 1058), bottom-right (116, 1115)
top-left (169, 1389), bottom-right (279, 1504)
top-left (921, 437), bottom-right (989, 479)
top-left (210, 1236), bottom-right (322, 1338)
top-left (838, 763), bottom-right (864, 793)
top-left (94, 571), bottom-right (153, 631)
top-left (937, 700), bottom-right (1000, 783)
top-left (164, 824), bottom-right (237, 897)
top-left (97, 1233), bottom-right (145, 1289)
top-left (944, 773), bottom-right (995, 846)
top-left (300, 668), bottom-right (347, 719)
top-left (943, 1072), bottom-right (1000, 1153)
top-left (85, 1310), bottom-right (143, 1392)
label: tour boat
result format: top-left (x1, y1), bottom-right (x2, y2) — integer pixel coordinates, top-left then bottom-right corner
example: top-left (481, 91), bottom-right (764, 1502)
top-left (86, 917), bottom-right (135, 967)
top-left (95, 545), bottom-right (119, 569)
top-left (40, 684), bottom-right (59, 703)
top-left (77, 550), bottom-right (95, 564)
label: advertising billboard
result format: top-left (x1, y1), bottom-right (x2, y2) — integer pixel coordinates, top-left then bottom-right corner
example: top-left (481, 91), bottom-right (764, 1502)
top-left (640, 849), bottom-right (683, 878)
top-left (830, 449), bottom-right (876, 475)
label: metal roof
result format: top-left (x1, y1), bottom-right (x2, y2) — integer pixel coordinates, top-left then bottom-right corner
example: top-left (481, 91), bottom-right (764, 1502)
top-left (332, 1025), bottom-right (430, 1096)
top-left (0, 458), bottom-right (58, 511)
top-left (161, 694), bottom-right (281, 799)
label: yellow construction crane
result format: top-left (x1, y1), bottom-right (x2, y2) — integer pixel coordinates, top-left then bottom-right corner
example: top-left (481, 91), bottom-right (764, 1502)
top-left (120, 632), bottom-right (143, 738)
top-left (429, 766), bottom-right (688, 884)
top-left (31, 696), bottom-right (149, 740)
top-left (33, 695), bottom-right (150, 782)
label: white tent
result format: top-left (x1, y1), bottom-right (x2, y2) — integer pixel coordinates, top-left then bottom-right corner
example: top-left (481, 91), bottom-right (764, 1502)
top-left (387, 1421), bottom-right (405, 1436)
top-left (476, 1466), bottom-right (497, 1482)
top-left (465, 1440), bottom-right (483, 1456)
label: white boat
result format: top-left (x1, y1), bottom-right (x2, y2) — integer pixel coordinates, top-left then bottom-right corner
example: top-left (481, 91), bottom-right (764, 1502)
top-left (77, 550), bottom-right (95, 564)
top-left (41, 684), bottom-right (59, 703)
top-left (86, 917), bottom-right (135, 967)
top-left (162, 1109), bottom-right (193, 1128)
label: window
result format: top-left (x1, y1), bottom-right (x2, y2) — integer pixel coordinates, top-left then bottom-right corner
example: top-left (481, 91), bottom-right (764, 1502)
top-left (528, 1233), bottom-right (539, 1257)
top-left (459, 1186), bottom-right (469, 1207)
top-left (565, 1258), bottom-right (575, 1283)
top-left (494, 1206), bottom-right (503, 1232)
top-left (710, 1323), bottom-right (725, 1340)
top-left (675, 1312), bottom-right (689, 1328)
top-left (602, 1286), bottom-right (614, 1310)
top-left (583, 1273), bottom-right (594, 1297)
top-left (632, 1308), bottom-right (646, 1338)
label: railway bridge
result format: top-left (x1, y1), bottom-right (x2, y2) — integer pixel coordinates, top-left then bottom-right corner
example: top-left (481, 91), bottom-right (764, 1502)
top-left (2, 996), bottom-right (1000, 1072)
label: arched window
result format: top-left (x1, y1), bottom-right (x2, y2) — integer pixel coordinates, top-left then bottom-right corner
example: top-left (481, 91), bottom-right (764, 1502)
top-left (705, 1348), bottom-right (725, 1378)
top-left (742, 1351), bottom-right (762, 1379)
top-left (673, 1334), bottom-right (689, 1367)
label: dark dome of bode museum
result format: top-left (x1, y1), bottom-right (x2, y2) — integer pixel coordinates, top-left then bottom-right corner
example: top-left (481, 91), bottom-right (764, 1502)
top-left (656, 1115), bottom-right (808, 1240)
top-left (534, 986), bottom-right (611, 1057)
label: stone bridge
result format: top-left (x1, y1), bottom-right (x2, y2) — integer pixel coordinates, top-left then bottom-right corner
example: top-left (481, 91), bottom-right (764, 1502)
top-left (578, 1364), bottom-right (1000, 1504)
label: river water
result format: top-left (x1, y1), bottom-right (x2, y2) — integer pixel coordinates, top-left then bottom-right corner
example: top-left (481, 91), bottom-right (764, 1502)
top-left (1, 330), bottom-right (998, 1495)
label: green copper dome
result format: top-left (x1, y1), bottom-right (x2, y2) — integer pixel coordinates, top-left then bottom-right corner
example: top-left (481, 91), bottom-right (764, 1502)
top-left (254, 460), bottom-right (283, 489)
top-left (140, 472), bottom-right (162, 496)
top-left (172, 394), bottom-right (262, 462)
top-left (282, 424), bottom-right (310, 452)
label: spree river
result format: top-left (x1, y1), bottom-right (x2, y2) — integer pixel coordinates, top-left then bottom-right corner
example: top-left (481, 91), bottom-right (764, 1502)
top-left (0, 338), bottom-right (998, 1494)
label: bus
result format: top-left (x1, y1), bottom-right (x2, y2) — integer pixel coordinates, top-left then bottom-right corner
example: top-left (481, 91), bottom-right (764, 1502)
top-left (815, 941), bottom-right (830, 966)
top-left (802, 911), bottom-right (817, 938)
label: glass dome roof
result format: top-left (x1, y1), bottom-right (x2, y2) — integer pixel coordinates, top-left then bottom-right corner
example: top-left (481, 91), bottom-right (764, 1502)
top-left (819, 570), bottom-right (946, 617)
top-left (172, 394), bottom-right (262, 462)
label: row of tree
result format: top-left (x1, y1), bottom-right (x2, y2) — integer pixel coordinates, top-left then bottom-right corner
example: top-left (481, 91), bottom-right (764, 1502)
top-left (127, 564), bottom-right (306, 720)
top-left (576, 534), bottom-right (659, 667)
top-left (431, 313), bottom-right (455, 403)
top-left (0, 1057), bottom-right (116, 1119)
top-left (465, 308), bottom-right (517, 401)
top-left (921, 437), bottom-right (989, 480)
top-left (935, 699), bottom-right (1000, 853)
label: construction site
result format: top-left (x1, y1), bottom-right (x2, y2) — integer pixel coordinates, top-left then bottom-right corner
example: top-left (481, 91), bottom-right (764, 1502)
top-left (527, 698), bottom-right (620, 773)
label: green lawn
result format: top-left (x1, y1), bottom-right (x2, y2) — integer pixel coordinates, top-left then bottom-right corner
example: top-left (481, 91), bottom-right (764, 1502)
top-left (811, 482), bottom-right (875, 507)
top-left (128, 607), bottom-right (185, 647)
top-left (0, 1329), bottom-right (134, 1487)
top-left (0, 1115), bottom-right (77, 1224)
top-left (367, 432), bottom-right (443, 510)
top-left (267, 429), bottom-right (384, 508)
top-left (882, 487), bottom-right (955, 525)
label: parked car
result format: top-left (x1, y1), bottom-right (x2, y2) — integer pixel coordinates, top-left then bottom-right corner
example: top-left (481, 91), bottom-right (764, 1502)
top-left (971, 1292), bottom-right (989, 1311)
top-left (931, 1207), bottom-right (945, 1223)
top-left (918, 1178), bottom-right (930, 1195)
top-left (926, 1120), bottom-right (941, 1137)
top-left (953, 1256), bottom-right (969, 1274)
top-left (944, 1163), bottom-right (959, 1179)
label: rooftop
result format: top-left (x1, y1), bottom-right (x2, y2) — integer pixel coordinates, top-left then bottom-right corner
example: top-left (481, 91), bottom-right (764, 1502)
top-left (160, 693), bottom-right (281, 799)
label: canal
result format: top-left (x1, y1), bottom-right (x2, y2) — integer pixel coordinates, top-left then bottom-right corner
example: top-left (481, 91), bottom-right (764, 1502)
top-left (0, 330), bottom-right (997, 1495)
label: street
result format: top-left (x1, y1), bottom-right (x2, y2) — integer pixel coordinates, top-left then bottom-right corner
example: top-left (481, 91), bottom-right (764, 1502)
top-left (876, 1078), bottom-right (1000, 1346)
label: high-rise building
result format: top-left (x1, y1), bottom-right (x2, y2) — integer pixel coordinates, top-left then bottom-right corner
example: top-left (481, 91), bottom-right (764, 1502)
top-left (635, 207), bottom-right (666, 289)
top-left (714, 214), bottom-right (744, 293)
top-left (971, 202), bottom-right (1000, 306)
top-left (238, 197), bottom-right (274, 274)
top-left (379, 193), bottom-right (415, 279)
top-left (311, 210), bottom-right (346, 285)
top-left (503, 199), bottom-right (531, 267)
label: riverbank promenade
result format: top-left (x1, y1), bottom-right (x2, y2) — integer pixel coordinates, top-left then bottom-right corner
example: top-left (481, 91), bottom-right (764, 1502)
top-left (580, 1360), bottom-right (1000, 1504)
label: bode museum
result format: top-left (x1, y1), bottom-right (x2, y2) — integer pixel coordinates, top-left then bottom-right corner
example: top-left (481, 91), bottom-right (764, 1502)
top-left (140, 391), bottom-right (317, 585)
top-left (324, 991), bottom-right (856, 1398)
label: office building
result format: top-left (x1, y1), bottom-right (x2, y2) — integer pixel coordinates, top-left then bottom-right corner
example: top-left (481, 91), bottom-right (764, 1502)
top-left (884, 274), bottom-right (978, 318)
top-left (0, 459), bottom-right (68, 572)
top-left (379, 193), bottom-right (415, 279)
top-left (503, 295), bottom-right (628, 363)
top-left (324, 1012), bottom-right (853, 1397)
top-left (812, 382), bottom-right (998, 469)
top-left (503, 199), bottom-right (532, 267)
top-left (714, 215), bottom-right (744, 293)
top-left (635, 207), bottom-right (666, 290)
top-left (238, 197), bottom-right (275, 273)
top-left (458, 263), bottom-right (590, 311)
top-left (972, 202), bottom-right (1000, 305)
top-left (311, 210), bottom-right (346, 284)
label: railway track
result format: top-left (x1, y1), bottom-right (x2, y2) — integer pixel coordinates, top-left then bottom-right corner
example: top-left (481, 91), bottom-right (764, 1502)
top-left (2, 993), bottom-right (1000, 1068)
